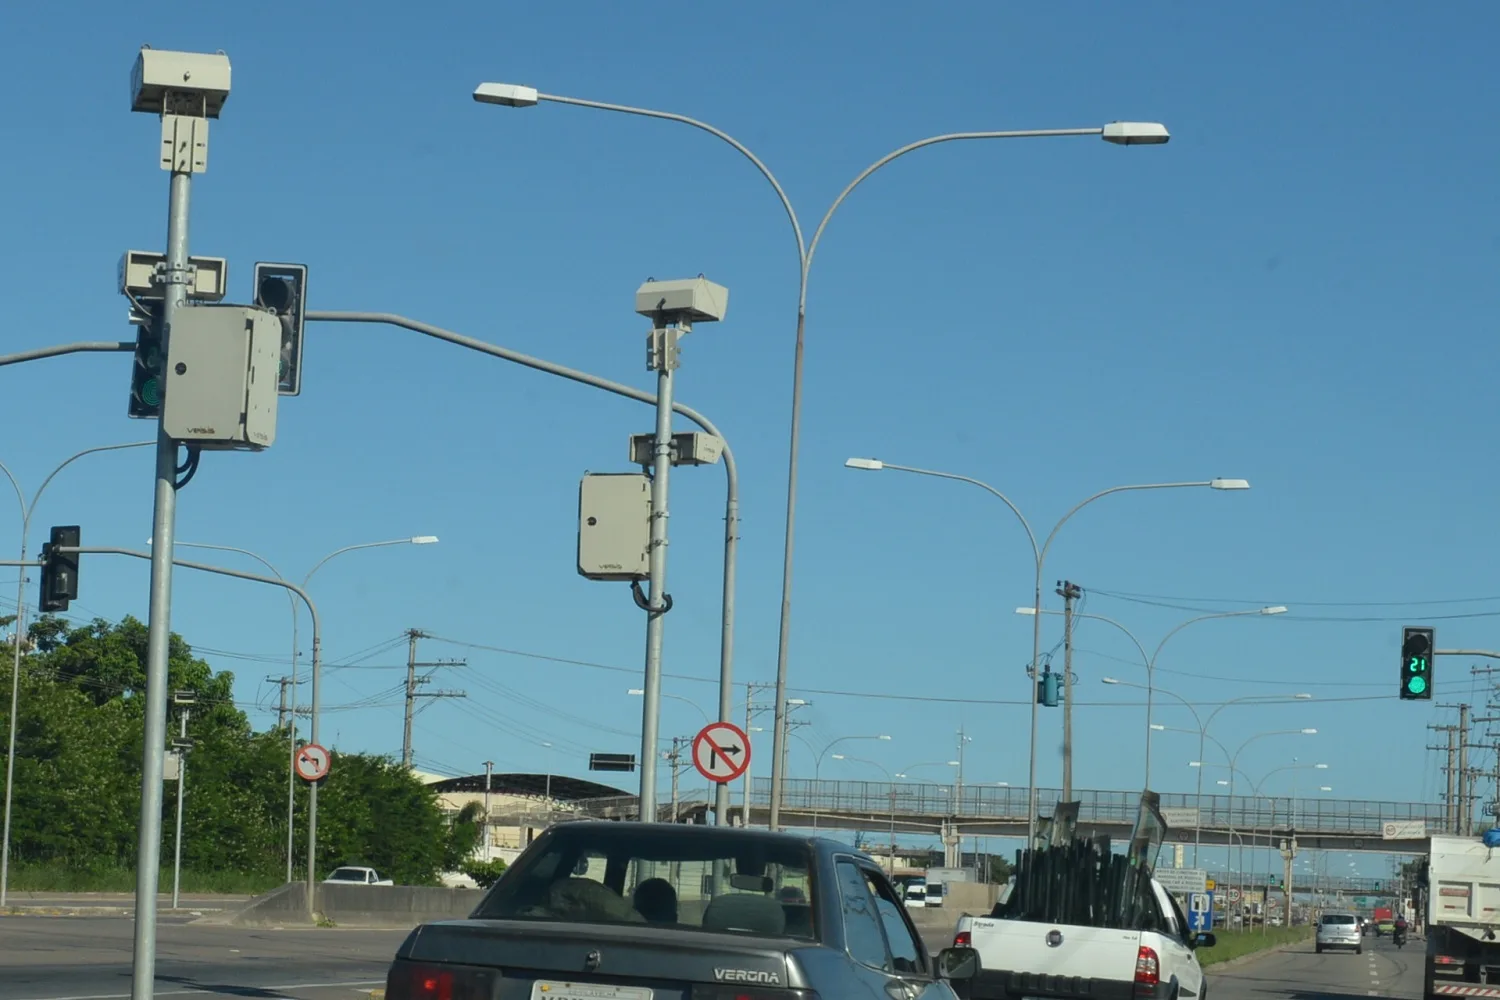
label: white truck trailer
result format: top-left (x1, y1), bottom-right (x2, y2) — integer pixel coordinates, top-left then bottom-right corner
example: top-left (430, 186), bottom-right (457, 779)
top-left (1424, 834), bottom-right (1500, 1000)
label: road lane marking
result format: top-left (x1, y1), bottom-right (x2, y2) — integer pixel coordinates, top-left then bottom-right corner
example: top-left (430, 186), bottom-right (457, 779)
top-left (19, 979), bottom-right (385, 1000)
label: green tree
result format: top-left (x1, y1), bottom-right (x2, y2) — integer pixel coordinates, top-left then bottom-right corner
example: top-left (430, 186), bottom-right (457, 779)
top-left (443, 801), bottom-right (484, 872)
top-left (1, 614), bottom-right (459, 888)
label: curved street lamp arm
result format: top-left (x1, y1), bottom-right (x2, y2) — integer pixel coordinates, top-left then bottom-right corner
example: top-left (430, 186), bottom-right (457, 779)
top-left (537, 94), bottom-right (806, 264)
top-left (30, 442), bottom-right (156, 529)
top-left (873, 462), bottom-right (1040, 563)
top-left (0, 463), bottom-right (21, 534)
top-left (1040, 482), bottom-right (1209, 567)
top-left (303, 538), bottom-right (422, 588)
top-left (805, 128), bottom-right (1104, 305)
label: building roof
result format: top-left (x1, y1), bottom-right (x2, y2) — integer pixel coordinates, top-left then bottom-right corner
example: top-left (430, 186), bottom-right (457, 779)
top-left (426, 772), bottom-right (630, 802)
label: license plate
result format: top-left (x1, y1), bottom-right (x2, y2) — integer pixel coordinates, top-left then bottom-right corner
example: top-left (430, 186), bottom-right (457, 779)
top-left (532, 982), bottom-right (653, 1000)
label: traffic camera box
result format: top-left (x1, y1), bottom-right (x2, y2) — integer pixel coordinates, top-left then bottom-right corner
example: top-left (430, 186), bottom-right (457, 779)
top-left (578, 473), bottom-right (650, 581)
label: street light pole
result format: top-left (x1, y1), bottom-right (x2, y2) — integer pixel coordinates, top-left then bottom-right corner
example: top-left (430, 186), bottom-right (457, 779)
top-left (165, 535), bottom-right (437, 884)
top-left (0, 441), bottom-right (153, 908)
top-left (473, 84), bottom-right (1172, 832)
top-left (850, 458), bottom-right (1250, 845)
top-left (811, 734), bottom-right (892, 828)
top-left (307, 309), bottom-right (740, 827)
top-left (1030, 604), bottom-right (1286, 788)
top-left (169, 692), bottom-right (194, 910)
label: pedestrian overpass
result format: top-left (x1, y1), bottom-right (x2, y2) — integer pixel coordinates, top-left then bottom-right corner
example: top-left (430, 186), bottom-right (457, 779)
top-left (653, 779), bottom-right (1445, 854)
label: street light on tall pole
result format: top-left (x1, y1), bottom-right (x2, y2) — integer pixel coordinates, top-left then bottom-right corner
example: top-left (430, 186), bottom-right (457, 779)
top-left (810, 734), bottom-right (891, 828)
top-left (848, 457), bottom-right (1250, 845)
top-left (1021, 604), bottom-right (1287, 788)
top-left (163, 535), bottom-right (438, 884)
top-left (473, 82), bottom-right (1172, 831)
top-left (0, 440), bottom-right (153, 908)
top-left (1109, 675), bottom-right (1312, 866)
top-left (831, 753), bottom-right (898, 872)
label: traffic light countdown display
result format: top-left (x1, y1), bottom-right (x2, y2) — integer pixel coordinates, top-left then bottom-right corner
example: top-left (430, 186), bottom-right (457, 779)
top-left (1401, 626), bottom-right (1435, 700)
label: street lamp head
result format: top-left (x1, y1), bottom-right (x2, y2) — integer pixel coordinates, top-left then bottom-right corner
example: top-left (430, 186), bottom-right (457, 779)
top-left (787, 698), bottom-right (809, 706)
top-left (946, 760), bottom-right (960, 767)
top-left (473, 82), bottom-right (539, 108)
top-left (1315, 762), bottom-right (1330, 768)
top-left (410, 535), bottom-right (440, 545)
top-left (1294, 693), bottom-right (1313, 699)
top-left (1101, 677), bottom-right (1120, 685)
top-left (1189, 761), bottom-right (1204, 767)
top-left (1320, 785), bottom-right (1333, 792)
top-left (1259, 605), bottom-right (1288, 615)
top-left (877, 734), bottom-right (892, 741)
top-left (627, 688), bottom-right (644, 696)
top-left (1101, 121), bottom-right (1171, 146)
top-left (832, 753), bottom-right (846, 760)
top-left (844, 457), bottom-right (884, 471)
top-left (1015, 607), bottom-right (1038, 616)
top-left (1149, 724), bottom-right (1166, 731)
top-left (1209, 478), bottom-right (1251, 491)
top-left (1301, 728), bottom-right (1318, 734)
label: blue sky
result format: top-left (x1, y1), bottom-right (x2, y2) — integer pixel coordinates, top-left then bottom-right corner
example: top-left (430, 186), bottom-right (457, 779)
top-left (3, 3), bottom-right (1497, 872)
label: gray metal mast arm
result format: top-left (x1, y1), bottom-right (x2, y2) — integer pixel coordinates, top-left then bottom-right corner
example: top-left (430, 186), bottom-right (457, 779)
top-left (0, 342), bottom-right (135, 366)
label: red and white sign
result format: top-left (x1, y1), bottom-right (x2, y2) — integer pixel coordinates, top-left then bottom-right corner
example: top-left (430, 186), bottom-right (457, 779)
top-left (295, 742), bottom-right (331, 781)
top-left (692, 722), bottom-right (751, 784)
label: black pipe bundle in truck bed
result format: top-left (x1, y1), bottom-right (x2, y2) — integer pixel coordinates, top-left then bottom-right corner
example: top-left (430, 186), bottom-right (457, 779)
top-left (954, 838), bottom-right (1215, 1000)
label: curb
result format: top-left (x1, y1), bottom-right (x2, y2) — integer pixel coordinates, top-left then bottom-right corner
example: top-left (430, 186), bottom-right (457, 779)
top-left (2, 905), bottom-right (216, 917)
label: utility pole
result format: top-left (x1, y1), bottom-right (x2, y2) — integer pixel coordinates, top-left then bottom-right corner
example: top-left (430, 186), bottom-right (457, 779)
top-left (268, 675), bottom-right (294, 730)
top-left (664, 736), bottom-right (690, 822)
top-left (741, 682), bottom-right (774, 827)
top-left (1429, 721), bottom-right (1460, 833)
top-left (1057, 580), bottom-right (1081, 800)
top-left (776, 699), bottom-right (813, 828)
top-left (1460, 704), bottom-right (1472, 835)
top-left (401, 629), bottom-right (467, 767)
top-left (483, 758), bottom-right (495, 863)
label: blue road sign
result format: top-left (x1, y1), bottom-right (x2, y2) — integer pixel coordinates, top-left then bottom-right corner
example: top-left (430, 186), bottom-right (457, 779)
top-left (1187, 891), bottom-right (1214, 932)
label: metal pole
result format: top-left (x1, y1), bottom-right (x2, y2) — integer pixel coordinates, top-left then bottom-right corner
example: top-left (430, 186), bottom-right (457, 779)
top-left (741, 685), bottom-right (754, 827)
top-left (638, 321), bottom-right (682, 822)
top-left (669, 739), bottom-right (681, 822)
top-left (483, 761), bottom-right (493, 855)
top-left (0, 468), bottom-right (24, 913)
top-left (132, 164), bottom-right (191, 1000)
top-left (1194, 728), bottom-right (1206, 867)
top-left (306, 311), bottom-right (738, 824)
top-left (171, 705), bottom-right (189, 910)
top-left (1027, 570), bottom-right (1042, 846)
top-left (1060, 582), bottom-right (1076, 801)
top-left (403, 630), bottom-right (418, 767)
top-left (306, 626), bottom-right (322, 914)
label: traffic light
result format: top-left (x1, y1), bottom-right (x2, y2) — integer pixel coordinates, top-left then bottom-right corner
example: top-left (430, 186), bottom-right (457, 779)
top-left (1401, 626), bottom-right (1435, 700)
top-left (253, 262), bottom-right (308, 396)
top-left (128, 300), bottom-right (165, 419)
top-left (1038, 668), bottom-right (1060, 707)
top-left (38, 525), bottom-right (80, 613)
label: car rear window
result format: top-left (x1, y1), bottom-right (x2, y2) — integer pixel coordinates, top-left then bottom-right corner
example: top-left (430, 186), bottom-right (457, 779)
top-left (473, 826), bottom-right (817, 940)
top-left (1323, 914), bottom-right (1356, 925)
top-left (327, 868), bottom-right (366, 881)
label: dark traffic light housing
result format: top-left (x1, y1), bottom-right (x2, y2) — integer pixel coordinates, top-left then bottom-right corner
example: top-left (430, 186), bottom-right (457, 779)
top-left (253, 262), bottom-right (308, 396)
top-left (128, 300), bottom-right (165, 419)
top-left (38, 525), bottom-right (80, 613)
top-left (1400, 626), bottom-right (1435, 700)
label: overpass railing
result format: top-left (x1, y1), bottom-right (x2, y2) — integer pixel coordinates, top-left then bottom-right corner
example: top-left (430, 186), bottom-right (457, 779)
top-left (757, 779), bottom-right (1446, 834)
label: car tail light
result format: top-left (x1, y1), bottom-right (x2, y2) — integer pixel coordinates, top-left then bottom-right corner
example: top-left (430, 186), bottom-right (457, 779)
top-left (954, 930), bottom-right (972, 948)
top-left (691, 986), bottom-right (818, 1000)
top-left (1134, 946), bottom-right (1160, 990)
top-left (386, 960), bottom-right (493, 1000)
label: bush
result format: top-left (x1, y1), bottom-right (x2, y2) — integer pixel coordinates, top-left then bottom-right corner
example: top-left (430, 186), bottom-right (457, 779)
top-left (461, 858), bottom-right (508, 889)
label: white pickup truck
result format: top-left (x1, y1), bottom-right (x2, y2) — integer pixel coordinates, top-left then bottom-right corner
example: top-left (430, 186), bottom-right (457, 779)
top-left (954, 873), bottom-right (1216, 1000)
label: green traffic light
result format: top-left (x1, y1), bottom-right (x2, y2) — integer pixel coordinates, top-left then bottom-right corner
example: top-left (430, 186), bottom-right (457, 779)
top-left (140, 378), bottom-right (160, 407)
top-left (1407, 675), bottom-right (1428, 695)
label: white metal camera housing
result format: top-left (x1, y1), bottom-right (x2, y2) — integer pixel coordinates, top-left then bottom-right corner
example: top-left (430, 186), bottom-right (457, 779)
top-left (634, 277), bottom-right (729, 325)
top-left (131, 48), bottom-right (231, 117)
top-left (119, 250), bottom-right (228, 303)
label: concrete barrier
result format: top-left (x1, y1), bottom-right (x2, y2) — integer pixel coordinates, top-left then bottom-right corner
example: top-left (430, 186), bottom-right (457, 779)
top-left (942, 881), bottom-right (1000, 914)
top-left (229, 882), bottom-right (486, 928)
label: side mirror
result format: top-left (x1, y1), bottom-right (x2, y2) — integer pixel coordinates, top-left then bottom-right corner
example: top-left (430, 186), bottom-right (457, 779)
top-left (936, 947), bottom-right (981, 981)
top-left (1194, 932), bottom-right (1217, 949)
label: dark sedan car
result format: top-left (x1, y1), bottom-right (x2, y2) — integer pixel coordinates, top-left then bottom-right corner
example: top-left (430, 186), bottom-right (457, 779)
top-left (385, 821), bottom-right (978, 1000)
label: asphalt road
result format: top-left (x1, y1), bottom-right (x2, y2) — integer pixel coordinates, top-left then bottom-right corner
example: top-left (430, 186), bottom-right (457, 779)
top-left (0, 915), bottom-right (407, 1000)
top-left (1210, 934), bottom-right (1422, 1000)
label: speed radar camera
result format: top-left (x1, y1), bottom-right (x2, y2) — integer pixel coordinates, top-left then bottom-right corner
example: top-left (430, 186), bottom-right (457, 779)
top-left (130, 48), bottom-right (231, 117)
top-left (634, 277), bottom-right (728, 325)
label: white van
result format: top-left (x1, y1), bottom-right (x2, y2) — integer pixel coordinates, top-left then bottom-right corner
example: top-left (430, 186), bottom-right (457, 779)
top-left (904, 881), bottom-right (928, 908)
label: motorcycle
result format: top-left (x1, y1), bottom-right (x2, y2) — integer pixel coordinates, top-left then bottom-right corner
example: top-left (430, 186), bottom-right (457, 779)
top-left (1393, 927), bottom-right (1407, 949)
